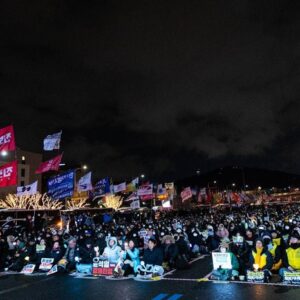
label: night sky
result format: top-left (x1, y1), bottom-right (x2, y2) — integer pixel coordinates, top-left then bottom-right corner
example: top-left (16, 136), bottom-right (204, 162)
top-left (1, 1), bottom-right (300, 181)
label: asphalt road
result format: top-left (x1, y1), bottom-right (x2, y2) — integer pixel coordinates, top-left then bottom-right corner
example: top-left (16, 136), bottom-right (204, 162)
top-left (0, 257), bottom-right (299, 300)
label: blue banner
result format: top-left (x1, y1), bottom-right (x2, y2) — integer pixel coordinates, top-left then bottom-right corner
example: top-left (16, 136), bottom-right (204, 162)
top-left (94, 177), bottom-right (110, 197)
top-left (47, 170), bottom-right (75, 199)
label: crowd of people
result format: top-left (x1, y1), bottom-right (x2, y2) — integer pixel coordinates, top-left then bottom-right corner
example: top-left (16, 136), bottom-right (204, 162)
top-left (0, 204), bottom-right (300, 283)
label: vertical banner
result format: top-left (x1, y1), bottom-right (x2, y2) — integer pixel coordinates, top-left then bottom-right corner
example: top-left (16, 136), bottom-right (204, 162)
top-left (0, 125), bottom-right (16, 152)
top-left (0, 161), bottom-right (17, 187)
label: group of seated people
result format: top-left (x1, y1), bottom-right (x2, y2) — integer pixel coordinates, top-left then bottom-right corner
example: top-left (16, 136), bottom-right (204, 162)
top-left (0, 204), bottom-right (299, 283)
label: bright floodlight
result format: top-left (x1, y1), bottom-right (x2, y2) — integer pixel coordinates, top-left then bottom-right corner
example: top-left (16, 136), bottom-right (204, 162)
top-left (1, 150), bottom-right (8, 157)
top-left (83, 165), bottom-right (88, 170)
top-left (141, 174), bottom-right (145, 178)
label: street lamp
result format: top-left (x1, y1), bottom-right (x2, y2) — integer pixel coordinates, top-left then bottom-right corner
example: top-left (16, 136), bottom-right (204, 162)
top-left (140, 174), bottom-right (145, 179)
top-left (82, 165), bottom-right (88, 170)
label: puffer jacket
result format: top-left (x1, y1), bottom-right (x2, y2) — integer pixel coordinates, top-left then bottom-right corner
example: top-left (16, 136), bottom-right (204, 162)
top-left (102, 237), bottom-right (121, 263)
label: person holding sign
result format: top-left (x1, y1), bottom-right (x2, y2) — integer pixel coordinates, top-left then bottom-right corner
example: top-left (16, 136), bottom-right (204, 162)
top-left (210, 241), bottom-right (239, 281)
top-left (279, 232), bottom-right (300, 281)
top-left (248, 238), bottom-right (273, 282)
top-left (119, 239), bottom-right (140, 276)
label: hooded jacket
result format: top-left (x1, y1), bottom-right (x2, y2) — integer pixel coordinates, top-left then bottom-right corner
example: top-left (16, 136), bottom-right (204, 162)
top-left (102, 237), bottom-right (121, 263)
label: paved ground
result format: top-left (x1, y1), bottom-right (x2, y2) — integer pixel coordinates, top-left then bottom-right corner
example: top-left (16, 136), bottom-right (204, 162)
top-left (0, 257), bottom-right (299, 300)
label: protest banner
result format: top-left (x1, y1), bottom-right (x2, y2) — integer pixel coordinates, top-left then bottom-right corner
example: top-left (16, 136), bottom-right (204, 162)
top-left (92, 258), bottom-right (116, 276)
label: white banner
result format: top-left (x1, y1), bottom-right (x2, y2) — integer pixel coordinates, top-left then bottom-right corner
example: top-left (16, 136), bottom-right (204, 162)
top-left (43, 131), bottom-right (62, 151)
top-left (125, 192), bottom-right (139, 202)
top-left (137, 184), bottom-right (153, 196)
top-left (113, 182), bottom-right (126, 193)
top-left (130, 199), bottom-right (140, 209)
top-left (77, 172), bottom-right (93, 192)
top-left (17, 181), bottom-right (38, 196)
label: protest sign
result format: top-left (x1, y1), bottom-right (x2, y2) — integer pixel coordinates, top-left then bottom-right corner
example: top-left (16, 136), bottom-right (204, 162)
top-left (283, 271), bottom-right (300, 284)
top-left (39, 258), bottom-right (54, 271)
top-left (92, 258), bottom-right (116, 276)
top-left (246, 270), bottom-right (264, 283)
top-left (212, 252), bottom-right (232, 270)
top-left (21, 264), bottom-right (36, 274)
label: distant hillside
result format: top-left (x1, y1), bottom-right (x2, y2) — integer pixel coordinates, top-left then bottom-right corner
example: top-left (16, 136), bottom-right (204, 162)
top-left (176, 166), bottom-right (300, 190)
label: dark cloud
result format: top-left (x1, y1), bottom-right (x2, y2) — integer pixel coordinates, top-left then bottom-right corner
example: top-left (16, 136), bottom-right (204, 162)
top-left (0, 0), bottom-right (300, 180)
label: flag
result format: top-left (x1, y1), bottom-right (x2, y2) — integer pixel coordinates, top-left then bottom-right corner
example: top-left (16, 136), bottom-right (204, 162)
top-left (77, 172), bottom-right (93, 192)
top-left (131, 177), bottom-right (139, 186)
top-left (94, 178), bottom-right (110, 196)
top-left (181, 187), bottom-right (193, 202)
top-left (17, 181), bottom-right (38, 195)
top-left (124, 192), bottom-right (139, 202)
top-left (126, 177), bottom-right (139, 192)
top-left (113, 182), bottom-right (126, 193)
top-left (35, 154), bottom-right (63, 174)
top-left (48, 171), bottom-right (75, 199)
top-left (43, 131), bottom-right (62, 151)
top-left (0, 125), bottom-right (15, 152)
top-left (0, 161), bottom-right (17, 187)
top-left (130, 199), bottom-right (140, 209)
top-left (140, 193), bottom-right (155, 201)
top-left (137, 184), bottom-right (153, 196)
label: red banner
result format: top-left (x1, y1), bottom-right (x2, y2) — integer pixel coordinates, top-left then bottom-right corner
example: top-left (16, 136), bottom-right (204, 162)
top-left (181, 187), bottom-right (193, 202)
top-left (0, 125), bottom-right (16, 152)
top-left (35, 154), bottom-right (63, 174)
top-left (0, 161), bottom-right (17, 187)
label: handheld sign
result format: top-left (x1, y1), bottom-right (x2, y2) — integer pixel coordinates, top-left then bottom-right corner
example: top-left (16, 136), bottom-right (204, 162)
top-left (39, 258), bottom-right (54, 271)
top-left (283, 271), bottom-right (300, 284)
top-left (47, 264), bottom-right (58, 276)
top-left (21, 264), bottom-right (36, 275)
top-left (212, 252), bottom-right (232, 270)
top-left (247, 270), bottom-right (264, 283)
top-left (92, 258), bottom-right (116, 276)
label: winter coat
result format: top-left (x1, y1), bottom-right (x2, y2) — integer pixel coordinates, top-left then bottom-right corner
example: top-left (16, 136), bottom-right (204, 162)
top-left (121, 247), bottom-right (140, 273)
top-left (143, 246), bottom-right (164, 266)
top-left (102, 237), bottom-right (121, 263)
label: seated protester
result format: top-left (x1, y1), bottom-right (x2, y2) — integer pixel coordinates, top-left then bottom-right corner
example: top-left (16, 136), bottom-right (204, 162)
top-left (48, 241), bottom-right (64, 264)
top-left (271, 230), bottom-right (283, 249)
top-left (244, 229), bottom-right (257, 248)
top-left (34, 238), bottom-right (47, 266)
top-left (210, 242), bottom-right (239, 281)
top-left (141, 238), bottom-right (164, 276)
top-left (119, 239), bottom-right (140, 276)
top-left (94, 232), bottom-right (107, 254)
top-left (249, 238), bottom-right (273, 283)
top-left (174, 231), bottom-right (191, 267)
top-left (59, 237), bottom-right (80, 272)
top-left (8, 239), bottom-right (31, 272)
top-left (279, 232), bottom-right (300, 280)
top-left (189, 228), bottom-right (207, 256)
top-left (231, 232), bottom-right (249, 275)
top-left (102, 236), bottom-right (122, 264)
top-left (216, 224), bottom-right (229, 240)
top-left (76, 238), bottom-right (95, 274)
top-left (161, 235), bottom-right (178, 270)
top-left (206, 225), bottom-right (220, 252)
top-left (262, 234), bottom-right (282, 272)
